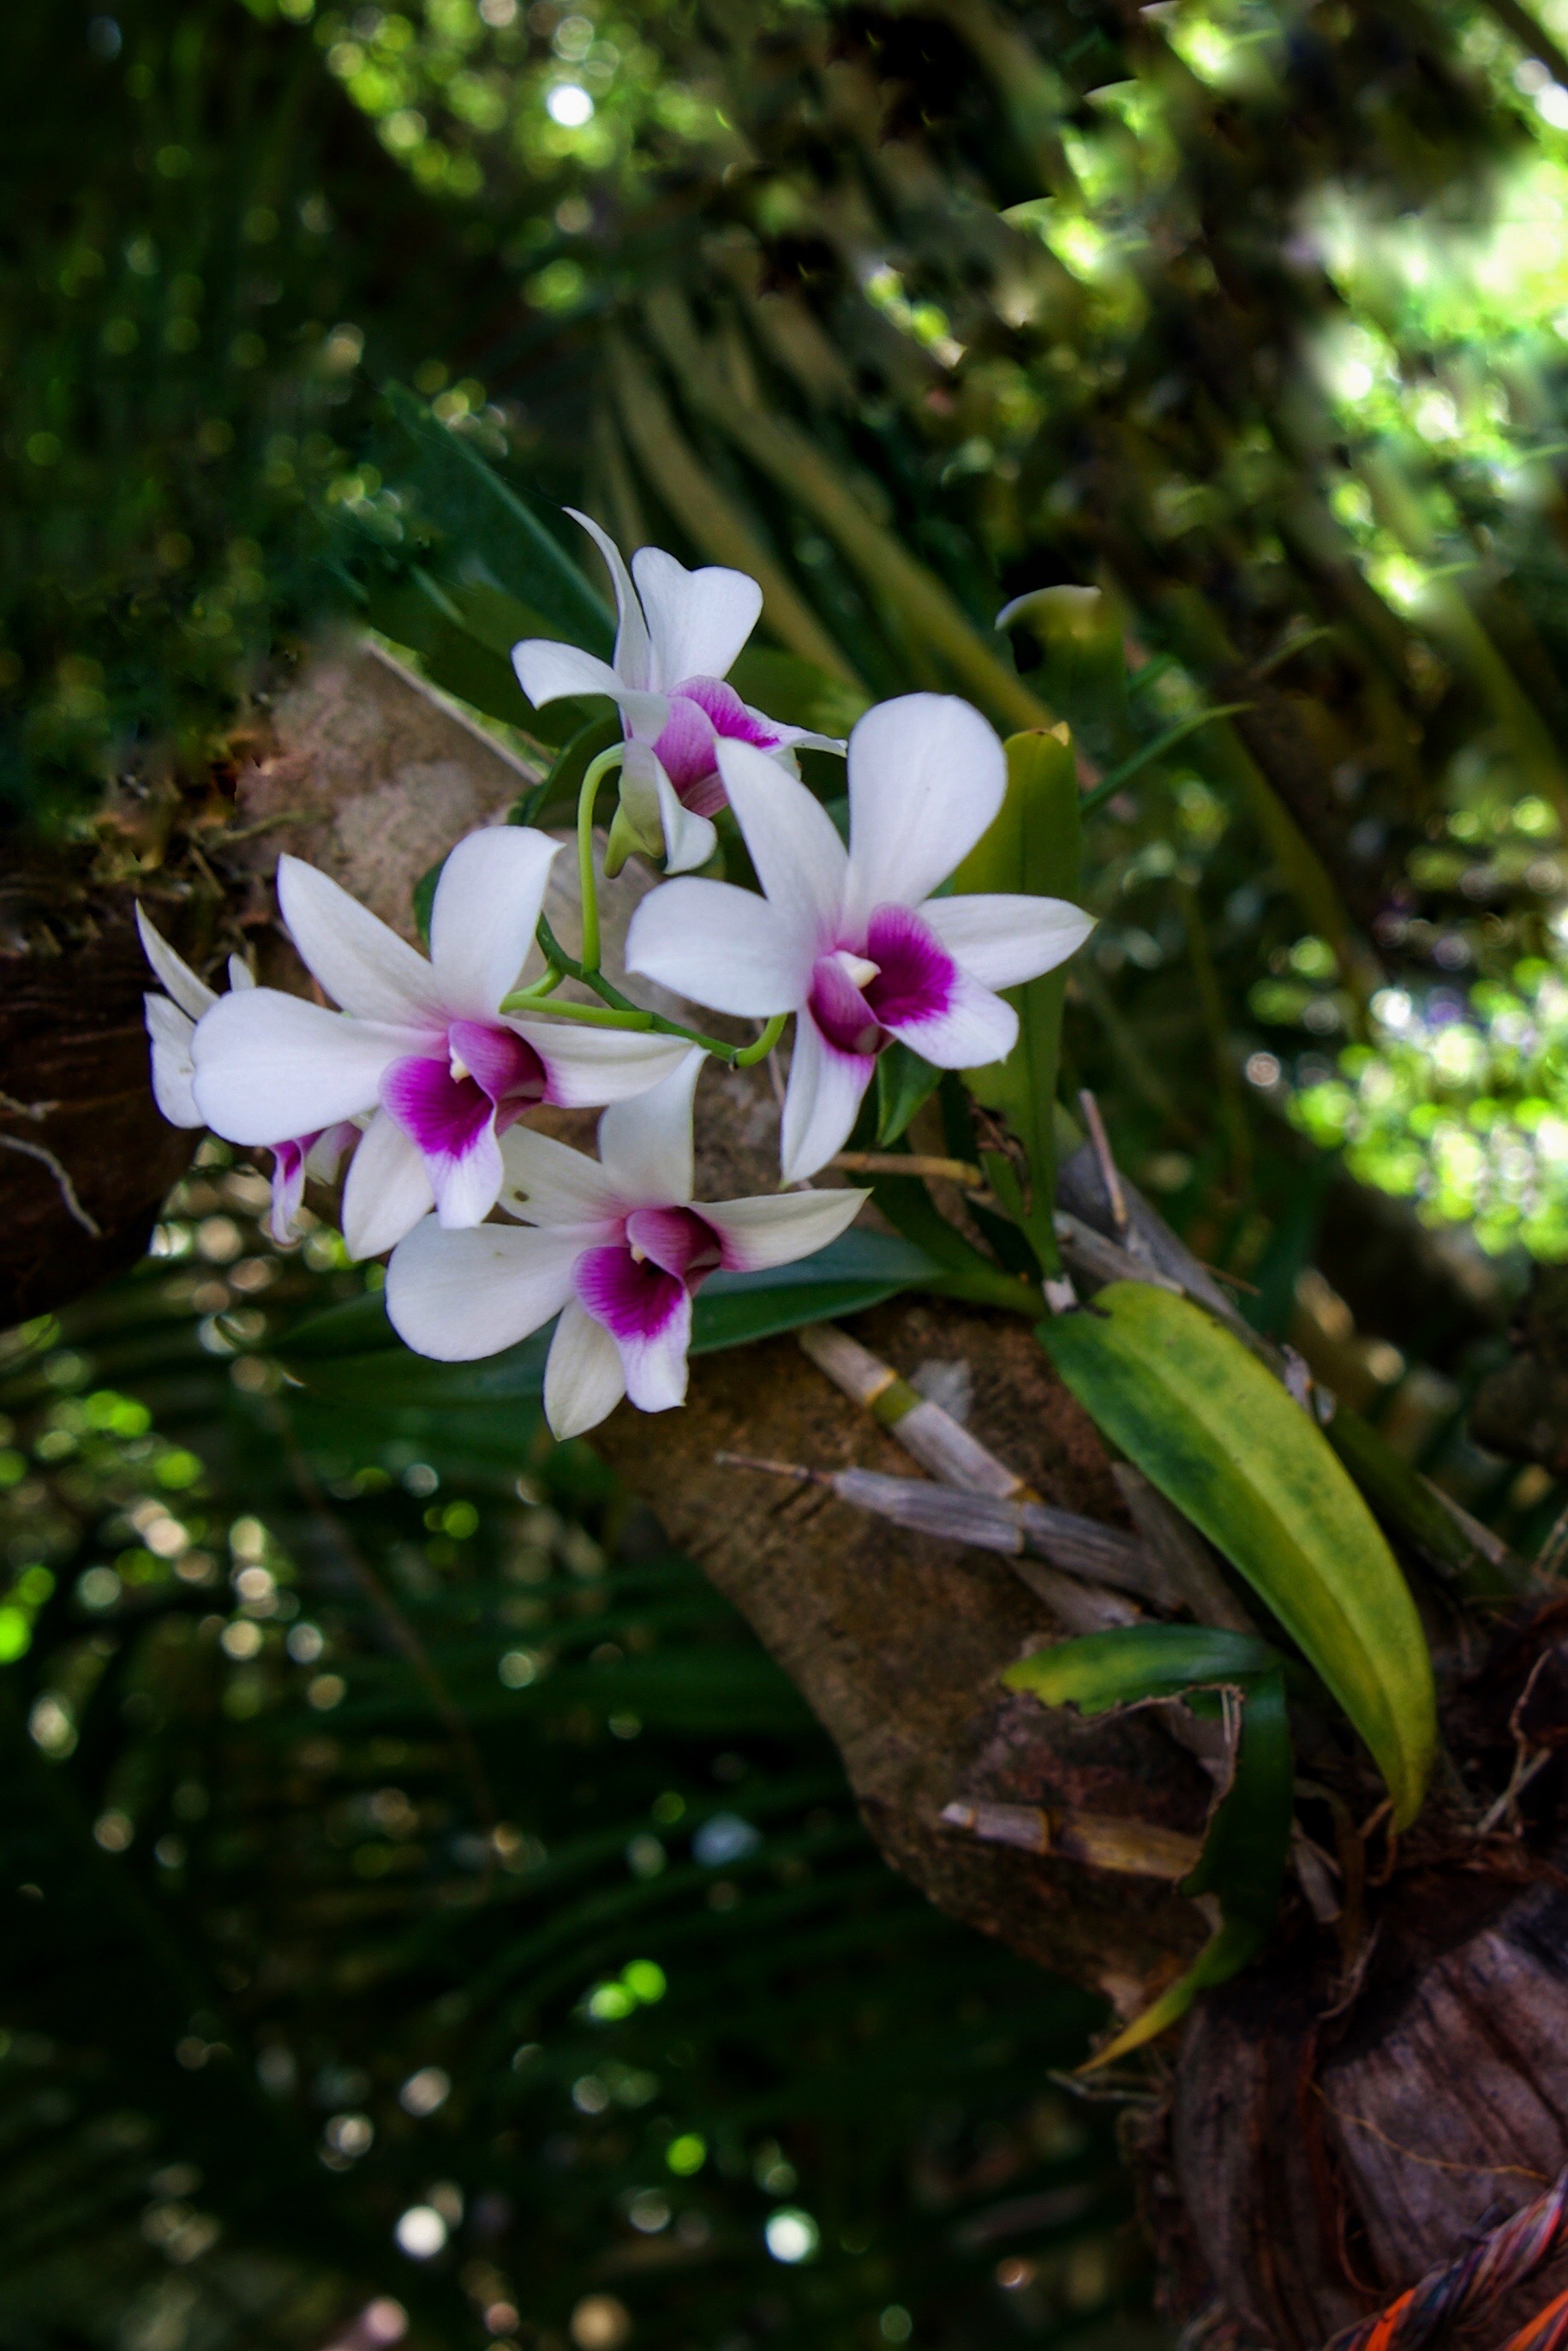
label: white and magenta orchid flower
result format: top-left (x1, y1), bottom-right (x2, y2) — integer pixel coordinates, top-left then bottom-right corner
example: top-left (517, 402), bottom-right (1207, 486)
top-left (623, 694), bottom-right (1095, 1182)
top-left (385, 1051), bottom-right (868, 1439)
top-left (512, 513), bottom-right (844, 876)
top-left (187, 829), bottom-right (694, 1262)
top-left (136, 906), bottom-right (355, 1245)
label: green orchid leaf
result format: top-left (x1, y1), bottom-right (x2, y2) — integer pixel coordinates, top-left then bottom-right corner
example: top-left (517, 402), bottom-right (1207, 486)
top-left (276, 1233), bottom-right (940, 1409)
top-left (1006, 1625), bottom-right (1296, 2064)
top-left (996, 585), bottom-right (1128, 736)
top-left (1038, 1282), bottom-right (1437, 1828)
top-left (876, 1043), bottom-right (944, 1146)
top-left (691, 1232), bottom-right (939, 1350)
top-left (385, 381), bottom-right (613, 655)
top-left (1086, 1668), bottom-right (1293, 2067)
top-left (952, 727), bottom-right (1085, 1259)
top-left (1002, 1624), bottom-right (1279, 1714)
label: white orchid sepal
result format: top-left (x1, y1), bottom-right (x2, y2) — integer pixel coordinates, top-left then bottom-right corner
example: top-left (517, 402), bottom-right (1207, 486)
top-left (385, 1051), bottom-right (868, 1439)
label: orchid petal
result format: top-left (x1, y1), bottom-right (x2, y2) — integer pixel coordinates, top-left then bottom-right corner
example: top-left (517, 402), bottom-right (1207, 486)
top-left (700, 1185), bottom-right (868, 1272)
top-left (631, 546), bottom-right (761, 689)
top-left (136, 906), bottom-right (215, 1020)
top-left (191, 988), bottom-right (419, 1144)
top-left (716, 737), bottom-right (847, 956)
top-left (266, 1140), bottom-right (311, 1245)
top-left (625, 878), bottom-right (808, 1016)
top-left (145, 996), bottom-right (201, 1126)
top-left (386, 1217), bottom-right (582, 1361)
top-left (880, 966), bottom-right (1018, 1068)
top-left (920, 893), bottom-right (1095, 990)
top-left (499, 1124), bottom-right (627, 1231)
top-left (842, 694), bottom-right (1006, 925)
top-left (566, 507), bottom-right (652, 691)
top-left (511, 641), bottom-right (668, 739)
top-left (780, 1013), bottom-right (874, 1184)
top-left (276, 857), bottom-right (449, 1028)
top-left (380, 1056), bottom-right (505, 1228)
top-left (306, 1121), bottom-right (359, 1181)
top-left (654, 764), bottom-right (718, 874)
top-left (574, 1245), bottom-right (692, 1414)
top-left (517, 1019), bottom-right (695, 1109)
top-left (429, 826), bottom-right (560, 1020)
top-left (544, 1300), bottom-right (627, 1439)
top-left (625, 1205), bottom-right (721, 1282)
top-left (227, 955), bottom-right (257, 992)
top-left (597, 1048), bottom-right (704, 1206)
top-left (340, 1109), bottom-right (435, 1259)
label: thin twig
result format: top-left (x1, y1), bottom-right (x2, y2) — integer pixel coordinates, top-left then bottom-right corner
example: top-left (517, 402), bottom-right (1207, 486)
top-left (1078, 1089), bottom-right (1129, 1238)
top-left (0, 1091), bottom-right (58, 1122)
top-left (0, 1133), bottom-right (102, 1236)
top-left (831, 1150), bottom-right (985, 1186)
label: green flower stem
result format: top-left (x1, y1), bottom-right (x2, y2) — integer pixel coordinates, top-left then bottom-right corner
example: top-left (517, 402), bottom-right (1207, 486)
top-left (502, 913), bottom-right (763, 1066)
top-left (733, 1014), bottom-right (787, 1068)
top-left (577, 744), bottom-right (625, 974)
top-left (506, 965), bottom-right (565, 1007)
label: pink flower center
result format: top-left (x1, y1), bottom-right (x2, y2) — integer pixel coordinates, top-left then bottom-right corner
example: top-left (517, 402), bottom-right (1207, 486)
top-left (380, 1020), bottom-right (546, 1164)
top-left (574, 1207), bottom-right (724, 1344)
top-left (806, 906), bottom-right (957, 1058)
top-left (651, 677), bottom-right (786, 817)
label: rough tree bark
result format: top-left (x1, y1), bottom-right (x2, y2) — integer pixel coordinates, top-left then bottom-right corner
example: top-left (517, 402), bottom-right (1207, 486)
top-left (18, 641), bottom-right (1568, 2348)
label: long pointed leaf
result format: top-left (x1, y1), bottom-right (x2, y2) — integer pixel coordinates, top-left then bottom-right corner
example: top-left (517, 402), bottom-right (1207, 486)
top-left (1038, 1283), bottom-right (1436, 1828)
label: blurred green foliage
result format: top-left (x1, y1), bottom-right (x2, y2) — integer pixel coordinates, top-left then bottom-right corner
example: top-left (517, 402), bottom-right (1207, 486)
top-left (0, 1149), bottom-right (1141, 2350)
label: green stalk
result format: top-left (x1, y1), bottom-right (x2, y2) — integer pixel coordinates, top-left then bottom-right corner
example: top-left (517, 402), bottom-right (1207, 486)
top-left (577, 744), bottom-right (625, 978)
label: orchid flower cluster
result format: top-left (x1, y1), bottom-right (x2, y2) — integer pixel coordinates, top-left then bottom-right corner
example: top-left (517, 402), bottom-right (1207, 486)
top-left (141, 522), bottom-right (1092, 1439)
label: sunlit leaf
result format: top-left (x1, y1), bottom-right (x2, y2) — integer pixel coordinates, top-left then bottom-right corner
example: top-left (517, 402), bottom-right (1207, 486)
top-left (1038, 1283), bottom-right (1436, 1828)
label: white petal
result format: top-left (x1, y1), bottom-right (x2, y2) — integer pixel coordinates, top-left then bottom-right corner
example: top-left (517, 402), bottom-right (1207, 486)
top-left (145, 996), bottom-right (202, 1127)
top-left (428, 827), bottom-right (560, 1020)
top-left (716, 738), bottom-right (847, 957)
top-left (597, 1048), bottom-right (705, 1206)
top-left (135, 906), bottom-right (214, 1020)
top-left (518, 1020), bottom-right (696, 1108)
top-left (701, 1185), bottom-right (868, 1272)
top-left (499, 1125), bottom-right (628, 1229)
top-left (631, 547), bottom-right (761, 689)
top-left (614, 1285), bottom-right (693, 1415)
top-left (654, 764), bottom-right (718, 875)
top-left (190, 988), bottom-right (417, 1144)
top-left (920, 893), bottom-right (1095, 990)
top-left (511, 641), bottom-right (668, 739)
top-left (227, 955), bottom-right (257, 991)
top-left (780, 1014), bottom-right (874, 1184)
top-left (386, 1217), bottom-right (581, 1361)
top-left (430, 1120), bottom-right (506, 1230)
top-left (882, 967), bottom-right (1018, 1069)
top-left (277, 857), bottom-right (449, 1028)
top-left (512, 639), bottom-right (624, 708)
top-left (544, 1300), bottom-right (627, 1439)
top-left (625, 879), bottom-right (811, 1016)
top-left (340, 1110), bottom-right (435, 1259)
top-left (842, 694), bottom-right (1007, 925)
top-left (566, 507), bottom-right (653, 691)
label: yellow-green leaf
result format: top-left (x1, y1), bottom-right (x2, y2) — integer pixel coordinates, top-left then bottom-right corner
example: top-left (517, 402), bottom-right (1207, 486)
top-left (1038, 1283), bottom-right (1437, 1828)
